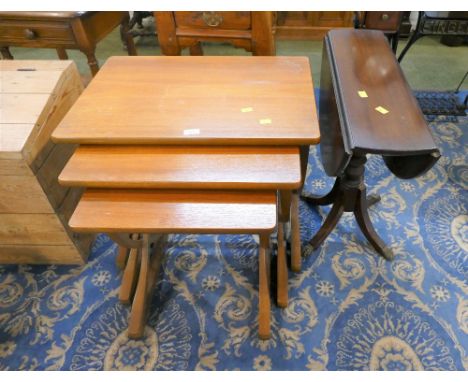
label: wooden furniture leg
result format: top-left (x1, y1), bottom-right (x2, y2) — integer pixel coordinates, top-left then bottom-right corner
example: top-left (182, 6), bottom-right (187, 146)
top-left (258, 233), bottom-right (271, 340)
top-left (278, 189), bottom-right (291, 292)
top-left (309, 196), bottom-right (345, 250)
top-left (119, 247), bottom-right (140, 304)
top-left (120, 12), bottom-right (137, 56)
top-left (290, 192), bottom-right (302, 272)
top-left (84, 51), bottom-right (99, 76)
top-left (0, 47), bottom-right (13, 59)
top-left (56, 48), bottom-right (69, 59)
top-left (189, 42), bottom-right (203, 55)
top-left (276, 191), bottom-right (289, 306)
top-left (116, 246), bottom-right (129, 269)
top-left (128, 234), bottom-right (166, 339)
top-left (276, 221), bottom-right (288, 308)
top-left (304, 153), bottom-right (394, 260)
top-left (109, 233), bottom-right (143, 249)
top-left (299, 145), bottom-right (310, 193)
top-left (71, 19), bottom-right (100, 76)
top-left (354, 187), bottom-right (394, 260)
top-left (251, 11), bottom-right (275, 55)
top-left (153, 12), bottom-right (182, 55)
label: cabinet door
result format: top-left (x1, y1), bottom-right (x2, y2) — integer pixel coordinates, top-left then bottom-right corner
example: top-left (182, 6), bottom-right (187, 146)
top-left (309, 11), bottom-right (353, 28)
top-left (275, 11), bottom-right (353, 40)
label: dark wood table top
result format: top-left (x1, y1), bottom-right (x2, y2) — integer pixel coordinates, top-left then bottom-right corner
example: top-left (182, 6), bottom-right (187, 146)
top-left (325, 29), bottom-right (437, 155)
top-left (52, 56), bottom-right (319, 146)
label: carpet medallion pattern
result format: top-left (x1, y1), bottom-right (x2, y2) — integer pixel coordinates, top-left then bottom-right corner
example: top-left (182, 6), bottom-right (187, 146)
top-left (0, 116), bottom-right (467, 370)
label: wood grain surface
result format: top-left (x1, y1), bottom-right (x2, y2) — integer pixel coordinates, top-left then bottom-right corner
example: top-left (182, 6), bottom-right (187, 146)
top-left (69, 189), bottom-right (277, 234)
top-left (325, 29), bottom-right (436, 154)
top-left (0, 60), bottom-right (89, 264)
top-left (52, 56), bottom-right (319, 145)
top-left (59, 145), bottom-right (302, 189)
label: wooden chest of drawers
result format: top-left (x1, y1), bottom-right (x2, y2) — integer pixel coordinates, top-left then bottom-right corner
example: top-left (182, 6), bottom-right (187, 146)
top-left (0, 11), bottom-right (136, 76)
top-left (174, 11), bottom-right (252, 30)
top-left (154, 11), bottom-right (275, 55)
top-left (0, 19), bottom-right (75, 46)
top-left (361, 11), bottom-right (403, 32)
top-left (0, 60), bottom-right (93, 264)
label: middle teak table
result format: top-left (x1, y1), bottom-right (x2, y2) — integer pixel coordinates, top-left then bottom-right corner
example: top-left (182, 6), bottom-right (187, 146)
top-left (52, 56), bottom-right (320, 339)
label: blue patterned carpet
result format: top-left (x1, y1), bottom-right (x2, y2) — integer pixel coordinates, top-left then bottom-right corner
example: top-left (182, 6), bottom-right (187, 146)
top-left (0, 114), bottom-right (467, 370)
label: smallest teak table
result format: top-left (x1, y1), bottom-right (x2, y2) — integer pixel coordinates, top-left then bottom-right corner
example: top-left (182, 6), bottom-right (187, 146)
top-left (59, 145), bottom-right (302, 339)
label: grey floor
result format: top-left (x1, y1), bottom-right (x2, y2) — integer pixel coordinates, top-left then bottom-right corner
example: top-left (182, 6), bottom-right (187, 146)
top-left (7, 26), bottom-right (468, 91)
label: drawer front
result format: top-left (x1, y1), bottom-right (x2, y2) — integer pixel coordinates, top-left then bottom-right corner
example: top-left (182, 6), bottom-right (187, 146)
top-left (364, 12), bottom-right (402, 31)
top-left (0, 20), bottom-right (75, 46)
top-left (175, 11), bottom-right (251, 30)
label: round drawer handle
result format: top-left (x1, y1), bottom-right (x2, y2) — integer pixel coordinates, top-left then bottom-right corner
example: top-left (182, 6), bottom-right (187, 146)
top-left (24, 28), bottom-right (37, 40)
top-left (202, 12), bottom-right (223, 27)
top-left (381, 13), bottom-right (390, 21)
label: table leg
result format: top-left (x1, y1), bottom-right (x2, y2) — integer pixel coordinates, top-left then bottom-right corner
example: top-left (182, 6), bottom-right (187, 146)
top-left (56, 48), bottom-right (69, 60)
top-left (276, 221), bottom-right (288, 308)
top-left (277, 190), bottom-right (290, 306)
top-left (309, 195), bottom-right (344, 250)
top-left (119, 247), bottom-right (140, 304)
top-left (128, 234), bottom-right (166, 339)
top-left (84, 51), bottom-right (99, 76)
top-left (299, 145), bottom-right (310, 193)
top-left (121, 12), bottom-right (137, 56)
top-left (290, 192), bottom-right (302, 272)
top-left (116, 246), bottom-right (129, 269)
top-left (189, 42), bottom-right (203, 55)
top-left (354, 187), bottom-right (394, 260)
top-left (1, 47), bottom-right (13, 59)
top-left (258, 233), bottom-right (271, 340)
top-left (116, 234), bottom-right (133, 269)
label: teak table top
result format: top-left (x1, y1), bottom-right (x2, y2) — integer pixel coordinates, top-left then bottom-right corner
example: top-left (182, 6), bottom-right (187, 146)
top-left (69, 189), bottom-right (277, 234)
top-left (59, 145), bottom-right (302, 190)
top-left (52, 56), bottom-right (319, 146)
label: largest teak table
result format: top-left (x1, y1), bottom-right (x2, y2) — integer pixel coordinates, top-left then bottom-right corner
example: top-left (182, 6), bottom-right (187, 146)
top-left (53, 56), bottom-right (320, 269)
top-left (52, 56), bottom-right (320, 339)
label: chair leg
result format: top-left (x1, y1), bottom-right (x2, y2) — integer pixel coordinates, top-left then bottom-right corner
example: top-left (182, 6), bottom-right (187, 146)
top-left (258, 233), bottom-right (271, 340)
top-left (308, 196), bottom-right (345, 250)
top-left (354, 188), bottom-right (394, 261)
